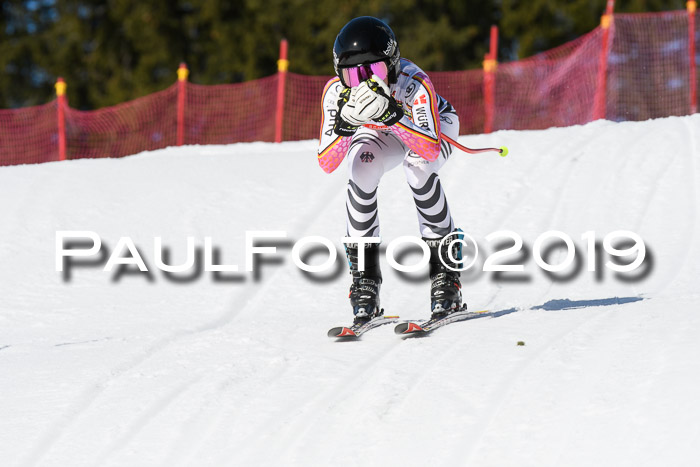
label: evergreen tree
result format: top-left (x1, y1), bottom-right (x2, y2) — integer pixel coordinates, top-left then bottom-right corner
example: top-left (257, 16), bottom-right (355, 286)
top-left (0, 0), bottom-right (692, 109)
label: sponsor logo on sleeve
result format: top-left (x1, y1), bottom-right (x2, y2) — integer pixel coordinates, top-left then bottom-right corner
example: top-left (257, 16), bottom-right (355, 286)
top-left (404, 82), bottom-right (416, 99)
top-left (414, 107), bottom-right (429, 129)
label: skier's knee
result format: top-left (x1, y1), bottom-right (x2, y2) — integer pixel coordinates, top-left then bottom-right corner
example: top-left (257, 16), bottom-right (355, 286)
top-left (403, 162), bottom-right (438, 191)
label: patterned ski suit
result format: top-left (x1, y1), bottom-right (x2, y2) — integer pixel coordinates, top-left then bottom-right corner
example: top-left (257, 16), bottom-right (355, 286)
top-left (317, 58), bottom-right (459, 239)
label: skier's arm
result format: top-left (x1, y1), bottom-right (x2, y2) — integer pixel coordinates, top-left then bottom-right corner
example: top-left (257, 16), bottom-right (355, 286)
top-left (317, 78), bottom-right (354, 174)
top-left (389, 73), bottom-right (441, 161)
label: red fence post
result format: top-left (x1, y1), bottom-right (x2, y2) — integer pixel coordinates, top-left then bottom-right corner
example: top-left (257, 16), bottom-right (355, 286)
top-left (55, 77), bottom-right (67, 161)
top-left (594, 0), bottom-right (615, 120)
top-left (689, 1), bottom-right (697, 114)
top-left (275, 39), bottom-right (289, 143)
top-left (483, 25), bottom-right (499, 134)
top-left (177, 63), bottom-right (189, 146)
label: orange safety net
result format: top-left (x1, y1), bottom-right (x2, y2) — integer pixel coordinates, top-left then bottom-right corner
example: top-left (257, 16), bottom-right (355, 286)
top-left (0, 9), bottom-right (698, 166)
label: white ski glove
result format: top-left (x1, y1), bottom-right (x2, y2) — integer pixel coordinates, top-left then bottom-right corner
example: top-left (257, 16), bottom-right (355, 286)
top-left (349, 75), bottom-right (390, 122)
top-left (339, 75), bottom-right (392, 126)
top-left (339, 86), bottom-right (367, 127)
top-left (334, 87), bottom-right (361, 136)
top-left (366, 76), bottom-right (403, 126)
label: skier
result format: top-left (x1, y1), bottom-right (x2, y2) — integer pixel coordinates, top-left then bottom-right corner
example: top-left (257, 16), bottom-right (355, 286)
top-left (317, 16), bottom-right (464, 324)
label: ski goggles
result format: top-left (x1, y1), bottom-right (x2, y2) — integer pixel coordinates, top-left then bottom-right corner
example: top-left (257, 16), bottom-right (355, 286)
top-left (338, 61), bottom-right (389, 88)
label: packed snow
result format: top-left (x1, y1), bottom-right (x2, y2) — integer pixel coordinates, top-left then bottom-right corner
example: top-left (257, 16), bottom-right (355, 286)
top-left (1, 115), bottom-right (699, 466)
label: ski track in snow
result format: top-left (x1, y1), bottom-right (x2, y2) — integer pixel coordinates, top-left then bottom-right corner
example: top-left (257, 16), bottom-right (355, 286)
top-left (674, 117), bottom-right (700, 292)
top-left (94, 374), bottom-right (203, 463)
top-left (448, 127), bottom-right (668, 464)
top-left (1, 117), bottom-right (699, 466)
top-left (455, 306), bottom-right (616, 466)
top-left (12, 147), bottom-right (348, 466)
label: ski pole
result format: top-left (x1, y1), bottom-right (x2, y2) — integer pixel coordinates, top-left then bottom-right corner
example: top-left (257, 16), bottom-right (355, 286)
top-left (442, 134), bottom-right (508, 157)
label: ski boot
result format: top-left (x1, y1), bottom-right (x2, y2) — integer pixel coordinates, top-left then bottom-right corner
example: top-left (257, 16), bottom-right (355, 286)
top-left (425, 231), bottom-right (464, 316)
top-left (345, 242), bottom-right (382, 324)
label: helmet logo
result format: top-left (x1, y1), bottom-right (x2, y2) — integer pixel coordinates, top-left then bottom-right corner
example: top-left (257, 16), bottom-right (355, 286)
top-left (383, 39), bottom-right (395, 57)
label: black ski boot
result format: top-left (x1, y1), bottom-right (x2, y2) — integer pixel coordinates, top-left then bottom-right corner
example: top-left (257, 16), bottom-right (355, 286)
top-left (345, 242), bottom-right (383, 324)
top-left (425, 232), bottom-right (464, 315)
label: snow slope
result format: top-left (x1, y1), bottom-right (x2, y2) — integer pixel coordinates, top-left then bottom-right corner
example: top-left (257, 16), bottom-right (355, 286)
top-left (1, 115), bottom-right (699, 467)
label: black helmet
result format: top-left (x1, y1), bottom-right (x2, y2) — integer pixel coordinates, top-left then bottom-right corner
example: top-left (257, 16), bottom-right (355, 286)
top-left (333, 17), bottom-right (401, 85)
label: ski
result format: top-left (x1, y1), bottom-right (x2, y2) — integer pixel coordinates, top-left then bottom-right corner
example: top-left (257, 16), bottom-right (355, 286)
top-left (394, 307), bottom-right (491, 336)
top-left (328, 314), bottom-right (400, 339)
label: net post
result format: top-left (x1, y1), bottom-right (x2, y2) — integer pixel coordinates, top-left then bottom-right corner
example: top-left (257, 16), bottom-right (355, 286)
top-left (689, 1), bottom-right (697, 114)
top-left (594, 0), bottom-right (615, 120)
top-left (483, 25), bottom-right (499, 134)
top-left (177, 63), bottom-right (189, 146)
top-left (275, 39), bottom-right (289, 143)
top-left (55, 77), bottom-right (67, 161)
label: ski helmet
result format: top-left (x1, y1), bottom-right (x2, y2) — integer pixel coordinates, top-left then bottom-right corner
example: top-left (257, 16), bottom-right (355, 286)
top-left (333, 16), bottom-right (401, 87)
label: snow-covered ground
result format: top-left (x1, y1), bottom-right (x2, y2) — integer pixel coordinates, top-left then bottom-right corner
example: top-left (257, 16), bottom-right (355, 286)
top-left (1, 115), bottom-right (699, 466)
